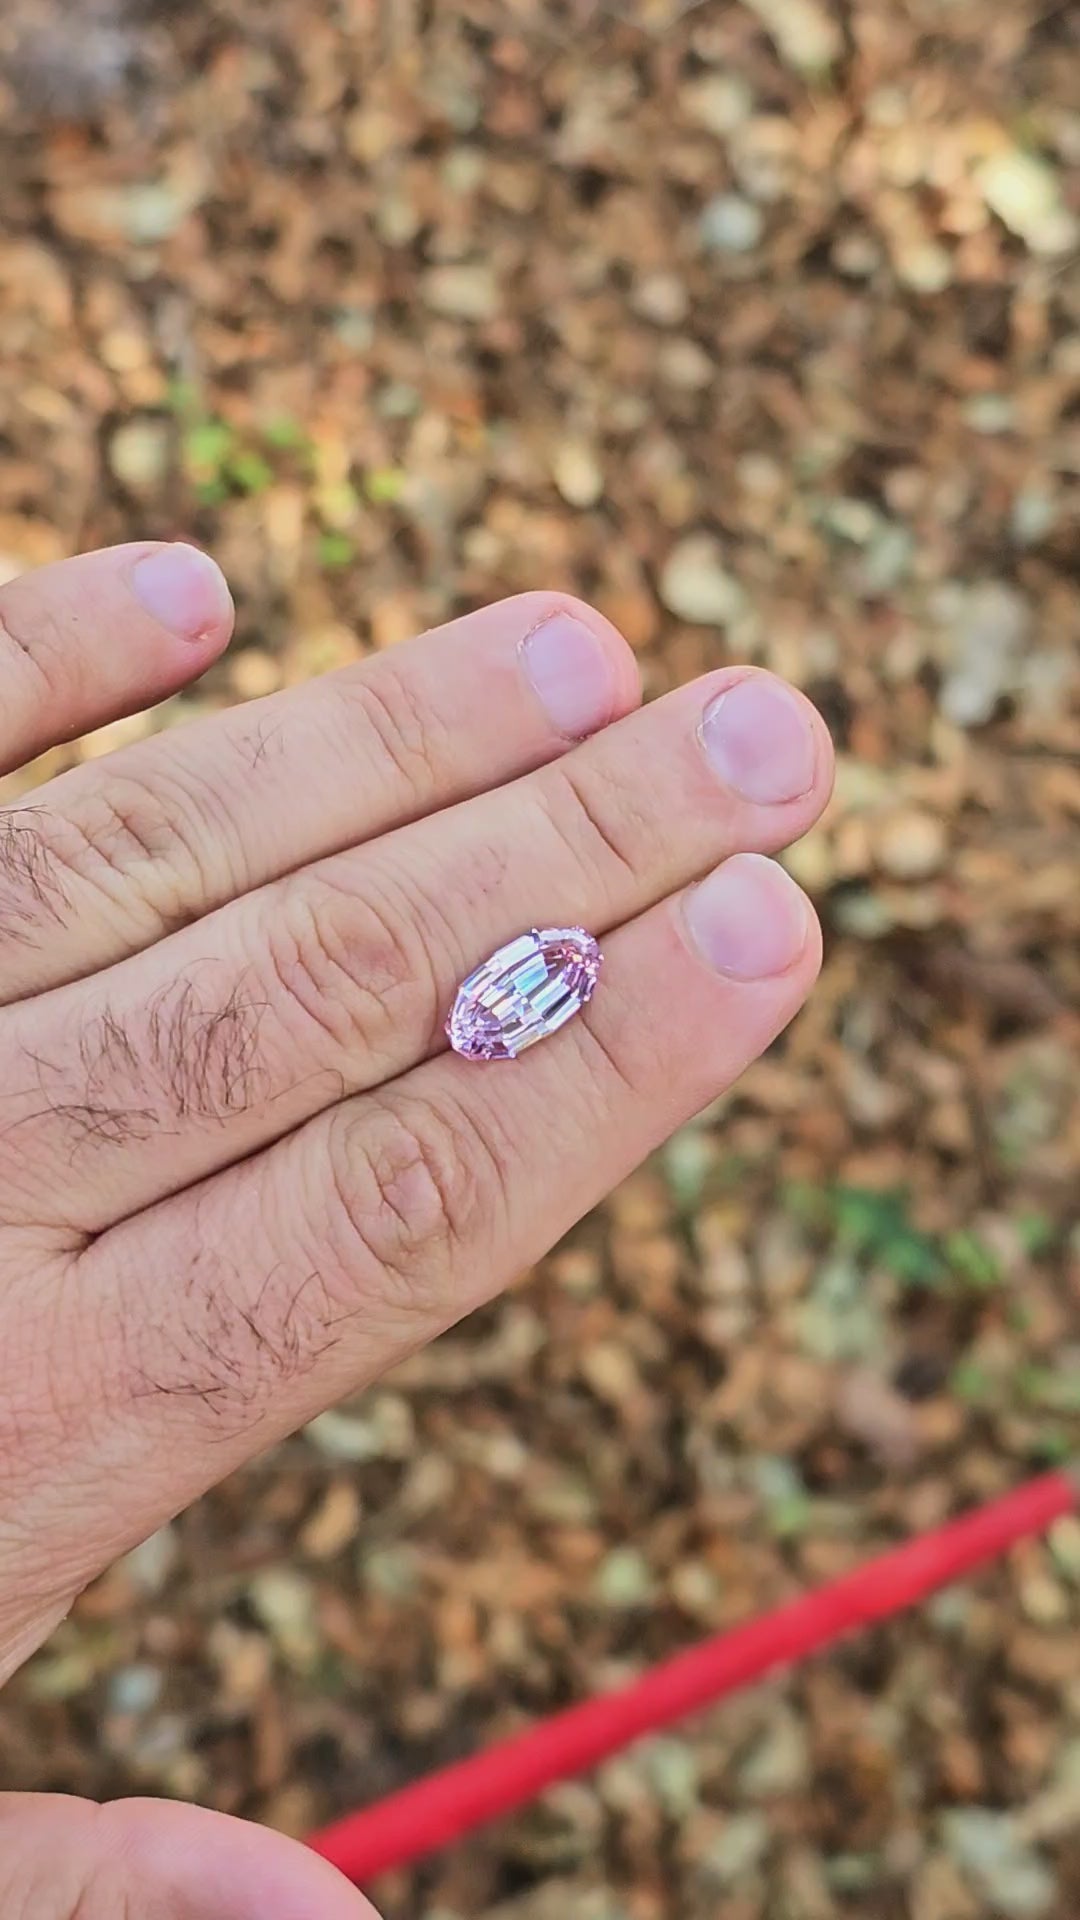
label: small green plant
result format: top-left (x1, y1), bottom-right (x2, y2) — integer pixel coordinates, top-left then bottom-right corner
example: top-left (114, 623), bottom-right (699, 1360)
top-left (316, 531), bottom-right (356, 569)
top-left (164, 385), bottom-right (402, 573)
top-left (951, 1361), bottom-right (993, 1404)
top-left (949, 1355), bottom-right (1079, 1456)
top-left (1029, 1430), bottom-right (1072, 1466)
top-left (167, 387), bottom-right (311, 505)
top-left (225, 448), bottom-right (275, 496)
top-left (1015, 1211), bottom-right (1056, 1258)
top-left (943, 1230), bottom-right (1001, 1292)
top-left (1016, 1366), bottom-right (1080, 1415)
top-left (363, 466), bottom-right (407, 505)
top-left (261, 414), bottom-right (313, 453)
top-left (784, 1182), bottom-right (1005, 1296)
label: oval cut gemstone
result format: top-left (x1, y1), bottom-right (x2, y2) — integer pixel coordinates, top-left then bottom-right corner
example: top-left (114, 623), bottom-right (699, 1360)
top-left (446, 927), bottom-right (602, 1061)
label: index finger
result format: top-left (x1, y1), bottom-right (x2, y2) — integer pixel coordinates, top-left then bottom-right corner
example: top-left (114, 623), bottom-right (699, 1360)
top-left (0, 543), bottom-right (234, 772)
top-left (0, 590), bottom-right (639, 998)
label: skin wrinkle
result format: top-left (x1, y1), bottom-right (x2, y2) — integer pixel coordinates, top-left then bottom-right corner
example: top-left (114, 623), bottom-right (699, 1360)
top-left (81, 765), bottom-right (237, 911)
top-left (0, 773), bottom-right (237, 984)
top-left (318, 1092), bottom-right (498, 1330)
top-left (1, 1248), bottom-right (122, 1474)
top-left (0, 598), bottom-right (61, 691)
top-left (264, 866), bottom-right (428, 1066)
top-left (344, 659), bottom-right (447, 804)
top-left (57, 761), bottom-right (251, 951)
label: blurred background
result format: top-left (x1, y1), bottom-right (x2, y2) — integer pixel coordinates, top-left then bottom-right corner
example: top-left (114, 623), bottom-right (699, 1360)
top-left (0, 1), bottom-right (1078, 1915)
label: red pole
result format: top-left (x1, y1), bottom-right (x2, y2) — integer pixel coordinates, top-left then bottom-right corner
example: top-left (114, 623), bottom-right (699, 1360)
top-left (309, 1470), bottom-right (1077, 1885)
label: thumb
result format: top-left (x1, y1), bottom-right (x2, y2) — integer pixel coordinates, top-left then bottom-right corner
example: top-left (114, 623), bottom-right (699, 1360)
top-left (0, 1792), bottom-right (377, 1919)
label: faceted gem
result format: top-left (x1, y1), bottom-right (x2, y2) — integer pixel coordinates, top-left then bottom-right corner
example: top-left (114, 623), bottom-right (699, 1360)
top-left (446, 927), bottom-right (602, 1061)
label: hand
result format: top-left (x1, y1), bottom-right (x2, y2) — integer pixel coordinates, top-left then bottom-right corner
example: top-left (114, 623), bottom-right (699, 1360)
top-left (0, 541), bottom-right (833, 1915)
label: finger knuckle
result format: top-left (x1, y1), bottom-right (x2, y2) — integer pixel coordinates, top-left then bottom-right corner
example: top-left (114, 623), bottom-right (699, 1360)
top-left (67, 775), bottom-right (207, 908)
top-left (0, 1795), bottom-right (122, 1920)
top-left (542, 758), bottom-right (640, 881)
top-left (335, 659), bottom-right (448, 804)
top-left (324, 1095), bottom-right (492, 1320)
top-left (265, 872), bottom-right (429, 1070)
top-left (0, 775), bottom-right (212, 953)
top-left (576, 1001), bottom-right (643, 1100)
top-left (0, 591), bottom-right (65, 703)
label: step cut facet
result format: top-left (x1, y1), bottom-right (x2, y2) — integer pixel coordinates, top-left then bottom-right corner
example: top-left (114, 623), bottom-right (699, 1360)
top-left (446, 928), bottom-right (602, 1061)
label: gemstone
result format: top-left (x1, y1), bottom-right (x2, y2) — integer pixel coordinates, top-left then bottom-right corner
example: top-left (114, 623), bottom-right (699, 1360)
top-left (447, 927), bottom-right (602, 1061)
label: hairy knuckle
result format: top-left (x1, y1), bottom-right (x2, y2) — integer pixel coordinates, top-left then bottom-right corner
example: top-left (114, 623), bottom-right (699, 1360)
top-left (0, 775), bottom-right (212, 949)
top-left (0, 780), bottom-right (200, 953)
top-left (0, 807), bottom-right (69, 940)
top-left (324, 1096), bottom-right (488, 1318)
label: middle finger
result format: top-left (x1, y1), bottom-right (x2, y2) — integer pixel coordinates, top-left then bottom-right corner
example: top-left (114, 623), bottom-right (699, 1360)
top-left (6, 668), bottom-right (831, 1233)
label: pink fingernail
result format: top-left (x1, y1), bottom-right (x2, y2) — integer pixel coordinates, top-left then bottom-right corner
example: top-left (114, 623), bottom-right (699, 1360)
top-left (131, 544), bottom-right (234, 643)
top-left (684, 853), bottom-right (810, 979)
top-left (701, 675), bottom-right (817, 805)
top-left (520, 612), bottom-right (618, 740)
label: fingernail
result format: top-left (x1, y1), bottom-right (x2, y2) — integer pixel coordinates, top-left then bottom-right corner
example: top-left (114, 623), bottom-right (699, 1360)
top-left (131, 543), bottom-right (234, 643)
top-left (520, 612), bottom-right (618, 740)
top-left (684, 852), bottom-right (810, 980)
top-left (700, 675), bottom-right (817, 805)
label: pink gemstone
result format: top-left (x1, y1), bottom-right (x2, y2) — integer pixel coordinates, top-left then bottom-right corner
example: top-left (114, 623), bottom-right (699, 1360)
top-left (447, 927), bottom-right (602, 1061)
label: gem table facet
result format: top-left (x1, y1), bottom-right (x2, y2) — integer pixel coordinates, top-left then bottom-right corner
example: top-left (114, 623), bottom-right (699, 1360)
top-left (447, 928), bottom-right (602, 1061)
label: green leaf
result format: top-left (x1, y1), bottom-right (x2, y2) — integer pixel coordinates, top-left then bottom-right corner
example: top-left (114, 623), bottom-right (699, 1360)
top-left (1030, 1430), bottom-right (1072, 1466)
top-left (952, 1361), bottom-right (992, 1404)
top-left (317, 531), bottom-right (355, 569)
top-left (1017, 1367), bottom-right (1080, 1415)
top-left (944, 1230), bottom-right (1001, 1292)
top-left (769, 1493), bottom-right (814, 1538)
top-left (261, 414), bottom-right (310, 451)
top-left (830, 1184), bottom-right (910, 1250)
top-left (364, 466), bottom-right (407, 504)
top-left (781, 1179), bottom-right (832, 1231)
top-left (1016, 1364), bottom-right (1050, 1404)
top-left (882, 1226), bottom-right (945, 1288)
top-left (1015, 1212), bottom-right (1056, 1258)
top-left (663, 1129), bottom-right (713, 1211)
top-left (830, 1186), bottom-right (944, 1287)
top-left (165, 376), bottom-right (201, 418)
top-left (227, 449), bottom-right (275, 495)
top-left (183, 419), bottom-right (235, 476)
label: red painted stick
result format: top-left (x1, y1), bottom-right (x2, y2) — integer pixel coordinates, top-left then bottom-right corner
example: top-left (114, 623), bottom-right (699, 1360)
top-left (309, 1471), bottom-right (1077, 1885)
